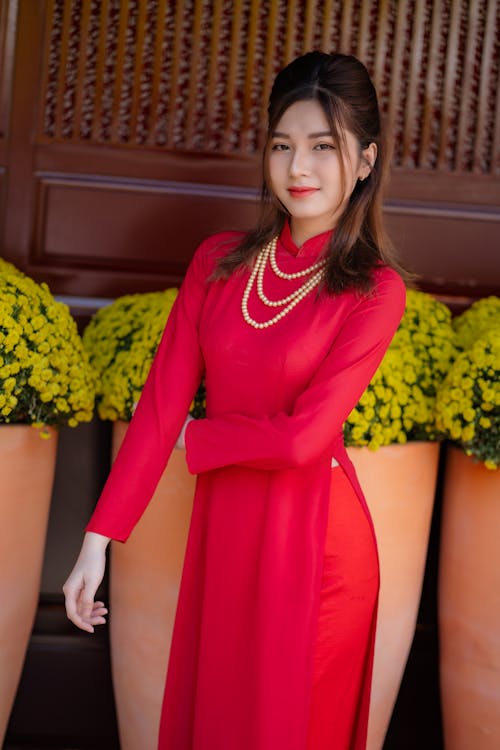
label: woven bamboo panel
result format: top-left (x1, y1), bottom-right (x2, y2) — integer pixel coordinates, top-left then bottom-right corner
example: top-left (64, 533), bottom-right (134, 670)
top-left (39, 0), bottom-right (500, 173)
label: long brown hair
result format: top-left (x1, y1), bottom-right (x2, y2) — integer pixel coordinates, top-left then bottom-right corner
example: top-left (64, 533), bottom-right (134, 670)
top-left (214, 51), bottom-right (411, 293)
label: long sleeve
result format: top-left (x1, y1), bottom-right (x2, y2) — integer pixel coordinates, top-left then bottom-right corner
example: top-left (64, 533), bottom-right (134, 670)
top-left (185, 269), bottom-right (406, 474)
top-left (85, 237), bottom-right (216, 541)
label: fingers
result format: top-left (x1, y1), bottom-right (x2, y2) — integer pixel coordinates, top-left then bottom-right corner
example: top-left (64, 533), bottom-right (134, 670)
top-left (80, 600), bottom-right (108, 628)
top-left (63, 577), bottom-right (108, 634)
top-left (63, 579), bottom-right (91, 632)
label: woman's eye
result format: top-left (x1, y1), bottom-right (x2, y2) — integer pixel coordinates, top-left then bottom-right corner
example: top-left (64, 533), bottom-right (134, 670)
top-left (271, 143), bottom-right (290, 151)
top-left (314, 143), bottom-right (335, 151)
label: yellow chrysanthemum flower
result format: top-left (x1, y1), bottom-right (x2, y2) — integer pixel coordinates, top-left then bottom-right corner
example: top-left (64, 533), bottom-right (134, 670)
top-left (453, 296), bottom-right (500, 351)
top-left (436, 328), bottom-right (499, 469)
top-left (83, 288), bottom-right (208, 422)
top-left (0, 258), bottom-right (95, 428)
top-left (344, 289), bottom-right (457, 449)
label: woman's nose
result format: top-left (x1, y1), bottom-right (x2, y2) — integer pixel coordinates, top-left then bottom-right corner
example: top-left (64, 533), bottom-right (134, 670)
top-left (289, 148), bottom-right (311, 177)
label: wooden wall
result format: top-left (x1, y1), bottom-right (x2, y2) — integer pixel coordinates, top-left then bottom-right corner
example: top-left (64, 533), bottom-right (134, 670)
top-left (1, 0), bottom-right (499, 747)
top-left (1, 0), bottom-right (499, 303)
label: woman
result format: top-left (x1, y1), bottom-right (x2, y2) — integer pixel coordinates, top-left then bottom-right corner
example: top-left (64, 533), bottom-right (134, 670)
top-left (64, 51), bottom-right (407, 750)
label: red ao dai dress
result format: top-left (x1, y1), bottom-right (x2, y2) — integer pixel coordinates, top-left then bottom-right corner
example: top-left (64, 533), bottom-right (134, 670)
top-left (86, 222), bottom-right (406, 750)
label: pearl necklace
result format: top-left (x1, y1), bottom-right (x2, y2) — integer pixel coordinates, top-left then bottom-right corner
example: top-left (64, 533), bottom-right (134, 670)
top-left (241, 237), bottom-right (327, 329)
top-left (269, 236), bottom-right (326, 279)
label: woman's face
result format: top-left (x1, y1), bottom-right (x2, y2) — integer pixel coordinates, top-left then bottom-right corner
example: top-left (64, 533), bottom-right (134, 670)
top-left (268, 99), bottom-right (376, 244)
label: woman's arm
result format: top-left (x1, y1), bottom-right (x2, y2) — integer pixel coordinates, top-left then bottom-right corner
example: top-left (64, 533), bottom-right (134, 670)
top-left (185, 270), bottom-right (406, 473)
top-left (84, 235), bottom-right (222, 542)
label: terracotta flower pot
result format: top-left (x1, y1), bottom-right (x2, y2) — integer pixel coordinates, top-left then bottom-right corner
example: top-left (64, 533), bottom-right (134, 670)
top-left (347, 441), bottom-right (440, 750)
top-left (0, 424), bottom-right (58, 745)
top-left (109, 421), bottom-right (196, 750)
top-left (439, 446), bottom-right (500, 750)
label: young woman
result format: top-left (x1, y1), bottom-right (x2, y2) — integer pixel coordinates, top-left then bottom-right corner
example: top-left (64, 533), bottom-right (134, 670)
top-left (64, 51), bottom-right (407, 750)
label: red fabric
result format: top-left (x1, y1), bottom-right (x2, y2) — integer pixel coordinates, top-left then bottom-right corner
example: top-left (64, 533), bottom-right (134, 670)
top-left (86, 223), bottom-right (405, 749)
top-left (307, 466), bottom-right (379, 750)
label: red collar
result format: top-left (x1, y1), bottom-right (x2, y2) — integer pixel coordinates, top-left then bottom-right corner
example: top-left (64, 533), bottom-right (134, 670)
top-left (279, 221), bottom-right (333, 259)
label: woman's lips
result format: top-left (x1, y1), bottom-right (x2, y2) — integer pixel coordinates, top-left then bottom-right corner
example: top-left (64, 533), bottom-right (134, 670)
top-left (287, 187), bottom-right (319, 198)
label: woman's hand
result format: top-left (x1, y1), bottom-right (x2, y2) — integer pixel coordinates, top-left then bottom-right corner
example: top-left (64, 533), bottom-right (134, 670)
top-left (175, 414), bottom-right (194, 450)
top-left (63, 532), bottom-right (111, 633)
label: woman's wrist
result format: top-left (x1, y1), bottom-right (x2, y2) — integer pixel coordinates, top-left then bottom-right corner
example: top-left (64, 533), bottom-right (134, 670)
top-left (83, 531), bottom-right (111, 552)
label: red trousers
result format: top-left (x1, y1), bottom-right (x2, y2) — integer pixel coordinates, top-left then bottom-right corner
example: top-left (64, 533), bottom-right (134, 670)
top-left (306, 466), bottom-right (379, 750)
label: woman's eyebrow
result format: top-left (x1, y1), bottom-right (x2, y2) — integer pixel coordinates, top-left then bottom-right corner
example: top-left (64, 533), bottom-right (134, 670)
top-left (271, 130), bottom-right (333, 139)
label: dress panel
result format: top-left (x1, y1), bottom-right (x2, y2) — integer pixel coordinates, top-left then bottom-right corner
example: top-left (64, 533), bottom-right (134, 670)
top-left (159, 459), bottom-right (334, 750)
top-left (307, 465), bottom-right (379, 750)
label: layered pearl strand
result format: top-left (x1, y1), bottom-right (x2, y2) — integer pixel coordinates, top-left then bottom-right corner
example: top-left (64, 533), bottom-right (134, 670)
top-left (241, 237), bottom-right (327, 329)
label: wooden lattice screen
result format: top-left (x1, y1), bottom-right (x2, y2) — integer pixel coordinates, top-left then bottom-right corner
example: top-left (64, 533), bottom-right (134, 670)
top-left (40, 0), bottom-right (499, 172)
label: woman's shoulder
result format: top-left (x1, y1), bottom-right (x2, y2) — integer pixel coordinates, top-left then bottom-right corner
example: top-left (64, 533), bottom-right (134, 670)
top-left (339, 265), bottom-right (406, 319)
top-left (370, 264), bottom-right (407, 300)
top-left (186, 231), bottom-right (245, 279)
top-left (191, 230), bottom-right (246, 275)
top-left (338, 266), bottom-right (406, 305)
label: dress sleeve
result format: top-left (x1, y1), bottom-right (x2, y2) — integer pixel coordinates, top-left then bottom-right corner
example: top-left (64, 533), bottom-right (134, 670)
top-left (185, 270), bottom-right (406, 474)
top-left (85, 238), bottom-right (214, 542)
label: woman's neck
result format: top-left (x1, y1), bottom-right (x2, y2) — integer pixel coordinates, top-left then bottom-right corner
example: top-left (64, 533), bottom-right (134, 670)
top-left (289, 217), bottom-right (335, 247)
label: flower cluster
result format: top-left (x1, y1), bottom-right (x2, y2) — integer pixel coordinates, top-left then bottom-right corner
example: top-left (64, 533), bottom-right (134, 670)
top-left (0, 259), bottom-right (96, 428)
top-left (435, 298), bottom-right (500, 469)
top-left (344, 289), bottom-right (457, 449)
top-left (453, 296), bottom-right (500, 351)
top-left (83, 289), bottom-right (192, 421)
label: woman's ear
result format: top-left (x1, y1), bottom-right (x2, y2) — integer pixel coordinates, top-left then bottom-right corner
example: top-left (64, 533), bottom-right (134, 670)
top-left (359, 142), bottom-right (378, 180)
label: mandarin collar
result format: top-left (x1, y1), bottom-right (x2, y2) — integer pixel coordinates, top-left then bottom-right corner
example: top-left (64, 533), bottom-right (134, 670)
top-left (279, 221), bottom-right (333, 258)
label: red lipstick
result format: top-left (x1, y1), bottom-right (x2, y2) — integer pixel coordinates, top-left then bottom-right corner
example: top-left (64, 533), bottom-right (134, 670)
top-left (287, 186), bottom-right (319, 198)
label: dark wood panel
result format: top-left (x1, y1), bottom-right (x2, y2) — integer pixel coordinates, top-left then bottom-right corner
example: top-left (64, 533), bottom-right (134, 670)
top-left (0, 167), bottom-right (5, 241)
top-left (2, 0), bottom-right (45, 260)
top-left (0, 0), bottom-right (18, 142)
top-left (35, 141), bottom-right (261, 186)
top-left (32, 144), bottom-right (500, 205)
top-left (388, 169), bottom-right (500, 208)
top-left (28, 170), bottom-right (500, 299)
top-left (385, 203), bottom-right (500, 293)
top-left (33, 173), bottom-right (259, 272)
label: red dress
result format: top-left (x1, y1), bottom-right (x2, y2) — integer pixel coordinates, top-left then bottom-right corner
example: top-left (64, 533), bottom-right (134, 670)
top-left (86, 223), bottom-right (406, 749)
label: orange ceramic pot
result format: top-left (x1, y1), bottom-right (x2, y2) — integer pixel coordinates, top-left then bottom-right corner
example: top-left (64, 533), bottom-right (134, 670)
top-left (0, 424), bottom-right (57, 745)
top-left (109, 421), bottom-right (196, 750)
top-left (439, 446), bottom-right (500, 750)
top-left (347, 442), bottom-right (440, 750)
